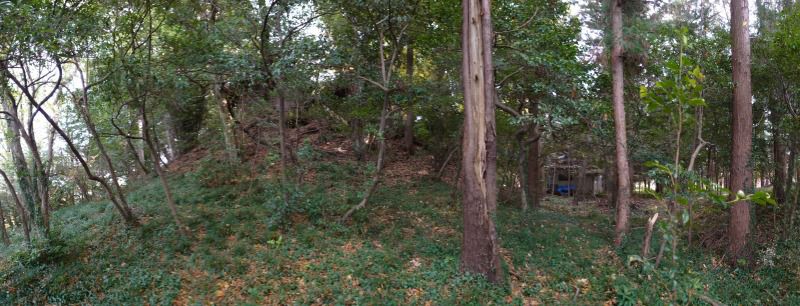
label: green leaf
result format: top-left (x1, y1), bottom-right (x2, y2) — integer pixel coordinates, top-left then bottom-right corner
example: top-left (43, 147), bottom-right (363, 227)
top-left (687, 97), bottom-right (706, 107)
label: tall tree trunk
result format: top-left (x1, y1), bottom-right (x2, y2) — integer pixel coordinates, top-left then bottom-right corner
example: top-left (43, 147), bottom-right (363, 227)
top-left (460, 0), bottom-right (502, 283)
top-left (404, 42), bottom-right (415, 155)
top-left (526, 102), bottom-right (542, 209)
top-left (611, 0), bottom-right (632, 247)
top-left (772, 112), bottom-right (787, 204)
top-left (517, 130), bottom-right (530, 211)
top-left (728, 0), bottom-right (754, 263)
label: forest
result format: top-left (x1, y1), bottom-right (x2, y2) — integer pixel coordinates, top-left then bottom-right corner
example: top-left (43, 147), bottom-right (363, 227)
top-left (1, 0), bottom-right (800, 304)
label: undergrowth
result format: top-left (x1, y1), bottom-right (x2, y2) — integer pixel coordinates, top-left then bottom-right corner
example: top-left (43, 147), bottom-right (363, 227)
top-left (0, 159), bottom-right (798, 304)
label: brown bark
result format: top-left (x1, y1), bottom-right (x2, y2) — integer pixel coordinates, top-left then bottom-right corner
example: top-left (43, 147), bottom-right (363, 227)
top-left (611, 0), bottom-right (632, 247)
top-left (526, 103), bottom-right (542, 209)
top-left (460, 0), bottom-right (502, 283)
top-left (728, 0), bottom-right (754, 263)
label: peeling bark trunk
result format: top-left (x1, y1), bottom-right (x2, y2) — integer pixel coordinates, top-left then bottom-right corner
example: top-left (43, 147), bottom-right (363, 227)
top-left (460, 0), bottom-right (502, 283)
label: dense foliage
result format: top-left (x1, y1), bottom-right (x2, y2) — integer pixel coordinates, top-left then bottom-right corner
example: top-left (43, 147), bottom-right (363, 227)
top-left (1, 0), bottom-right (800, 304)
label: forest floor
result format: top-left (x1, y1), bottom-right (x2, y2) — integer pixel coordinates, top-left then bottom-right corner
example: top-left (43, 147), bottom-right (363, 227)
top-left (1, 146), bottom-right (799, 305)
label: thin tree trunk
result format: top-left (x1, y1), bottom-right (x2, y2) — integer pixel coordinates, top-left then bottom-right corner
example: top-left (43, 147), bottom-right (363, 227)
top-left (0, 200), bottom-right (10, 246)
top-left (687, 106), bottom-right (709, 246)
top-left (141, 1), bottom-right (182, 233)
top-left (140, 102), bottom-right (185, 234)
top-left (277, 90), bottom-right (291, 204)
top-left (611, 0), bottom-right (632, 247)
top-left (404, 42), bottom-right (415, 155)
top-left (214, 79), bottom-right (238, 163)
top-left (340, 94), bottom-right (390, 221)
top-left (0, 169), bottom-right (30, 245)
top-left (74, 60), bottom-right (134, 222)
top-left (728, 0), bottom-right (754, 263)
top-left (772, 115), bottom-right (787, 204)
top-left (786, 143), bottom-right (796, 202)
top-left (163, 112), bottom-right (178, 161)
top-left (137, 114), bottom-right (147, 165)
top-left (459, 0), bottom-right (502, 283)
top-left (527, 103), bottom-right (542, 208)
top-left (517, 132), bottom-right (529, 211)
top-left (437, 145), bottom-right (458, 179)
top-left (21, 86), bottom-right (137, 226)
